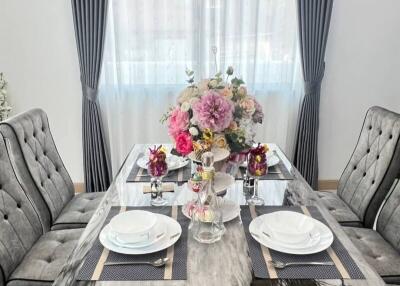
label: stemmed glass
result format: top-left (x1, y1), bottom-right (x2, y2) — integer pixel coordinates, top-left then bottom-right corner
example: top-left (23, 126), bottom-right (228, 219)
top-left (147, 146), bottom-right (169, 206)
top-left (246, 144), bottom-right (267, 206)
top-left (149, 168), bottom-right (169, 206)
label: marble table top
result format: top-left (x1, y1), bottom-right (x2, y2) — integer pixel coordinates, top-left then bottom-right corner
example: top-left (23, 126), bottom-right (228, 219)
top-left (53, 144), bottom-right (386, 286)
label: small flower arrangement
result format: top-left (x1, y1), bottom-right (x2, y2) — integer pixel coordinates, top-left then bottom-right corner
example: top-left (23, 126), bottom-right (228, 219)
top-left (248, 143), bottom-right (269, 177)
top-left (147, 145), bottom-right (168, 177)
top-left (162, 67), bottom-right (264, 156)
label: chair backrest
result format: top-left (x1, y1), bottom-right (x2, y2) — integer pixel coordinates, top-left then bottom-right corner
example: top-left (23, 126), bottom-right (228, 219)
top-left (337, 106), bottom-right (400, 227)
top-left (0, 109), bottom-right (74, 223)
top-left (0, 133), bottom-right (43, 283)
top-left (377, 180), bottom-right (400, 253)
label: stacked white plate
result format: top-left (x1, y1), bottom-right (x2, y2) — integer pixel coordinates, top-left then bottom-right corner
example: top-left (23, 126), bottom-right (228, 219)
top-left (249, 211), bottom-right (334, 255)
top-left (99, 210), bottom-right (182, 255)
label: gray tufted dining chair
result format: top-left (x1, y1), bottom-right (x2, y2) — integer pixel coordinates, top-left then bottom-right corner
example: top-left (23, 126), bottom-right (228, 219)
top-left (0, 109), bottom-right (104, 230)
top-left (344, 179), bottom-right (400, 284)
top-left (0, 132), bottom-right (83, 286)
top-left (317, 106), bottom-right (400, 227)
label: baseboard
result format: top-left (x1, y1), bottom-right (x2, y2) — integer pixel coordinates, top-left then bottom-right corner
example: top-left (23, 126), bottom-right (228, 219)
top-left (318, 180), bottom-right (338, 191)
top-left (74, 182), bottom-right (85, 193)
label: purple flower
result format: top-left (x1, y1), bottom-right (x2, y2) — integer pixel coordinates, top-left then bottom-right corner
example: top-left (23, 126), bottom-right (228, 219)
top-left (192, 90), bottom-right (234, 132)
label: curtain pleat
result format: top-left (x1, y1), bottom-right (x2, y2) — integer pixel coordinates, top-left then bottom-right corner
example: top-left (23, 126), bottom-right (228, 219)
top-left (72, 0), bottom-right (112, 192)
top-left (294, 0), bottom-right (333, 190)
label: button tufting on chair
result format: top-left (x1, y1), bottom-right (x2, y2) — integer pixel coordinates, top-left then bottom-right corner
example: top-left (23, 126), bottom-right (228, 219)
top-left (0, 130), bottom-right (88, 285)
top-left (319, 107), bottom-right (400, 228)
top-left (343, 180), bottom-right (400, 284)
top-left (1, 109), bottom-right (105, 234)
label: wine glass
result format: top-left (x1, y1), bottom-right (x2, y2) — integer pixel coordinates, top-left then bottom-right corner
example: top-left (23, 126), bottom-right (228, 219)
top-left (246, 148), bottom-right (267, 206)
top-left (148, 162), bottom-right (169, 206)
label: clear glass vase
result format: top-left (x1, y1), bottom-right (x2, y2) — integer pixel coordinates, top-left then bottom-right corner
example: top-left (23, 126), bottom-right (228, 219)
top-left (191, 152), bottom-right (225, 244)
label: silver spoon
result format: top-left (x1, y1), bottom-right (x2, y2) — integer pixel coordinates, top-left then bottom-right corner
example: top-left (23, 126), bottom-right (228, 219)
top-left (270, 260), bottom-right (334, 269)
top-left (104, 257), bottom-right (169, 267)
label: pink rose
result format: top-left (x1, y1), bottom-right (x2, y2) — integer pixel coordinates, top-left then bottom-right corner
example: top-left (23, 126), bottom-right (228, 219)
top-left (168, 107), bottom-right (190, 138)
top-left (175, 132), bottom-right (193, 155)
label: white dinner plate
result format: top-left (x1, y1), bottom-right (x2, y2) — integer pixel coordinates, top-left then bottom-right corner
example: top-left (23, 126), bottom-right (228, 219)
top-left (182, 199), bottom-right (240, 223)
top-left (249, 213), bottom-right (334, 255)
top-left (188, 147), bottom-right (230, 163)
top-left (137, 155), bottom-right (189, 171)
top-left (100, 214), bottom-right (182, 255)
top-left (214, 172), bottom-right (235, 194)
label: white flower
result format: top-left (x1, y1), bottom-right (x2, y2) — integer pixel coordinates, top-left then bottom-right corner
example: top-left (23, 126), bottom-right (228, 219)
top-left (177, 86), bottom-right (198, 104)
top-left (190, 117), bottom-right (197, 125)
top-left (1, 89), bottom-right (7, 95)
top-left (180, 102), bottom-right (191, 112)
top-left (189, 127), bottom-right (199, 136)
top-left (189, 97), bottom-right (199, 106)
top-left (209, 79), bottom-right (218, 88)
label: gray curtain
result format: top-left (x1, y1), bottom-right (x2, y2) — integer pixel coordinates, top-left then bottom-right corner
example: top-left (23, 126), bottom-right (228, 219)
top-left (293, 0), bottom-right (333, 190)
top-left (71, 0), bottom-right (112, 192)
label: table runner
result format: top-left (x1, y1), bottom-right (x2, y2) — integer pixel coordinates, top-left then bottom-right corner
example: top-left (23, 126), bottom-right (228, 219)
top-left (235, 159), bottom-right (294, 180)
top-left (241, 205), bottom-right (365, 280)
top-left (77, 206), bottom-right (189, 281)
top-left (126, 157), bottom-right (191, 184)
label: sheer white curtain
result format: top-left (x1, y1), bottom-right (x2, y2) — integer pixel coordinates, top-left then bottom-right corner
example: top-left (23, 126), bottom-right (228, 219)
top-left (100, 0), bottom-right (303, 175)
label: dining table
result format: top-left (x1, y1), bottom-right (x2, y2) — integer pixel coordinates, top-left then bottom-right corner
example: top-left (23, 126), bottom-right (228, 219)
top-left (54, 143), bottom-right (386, 286)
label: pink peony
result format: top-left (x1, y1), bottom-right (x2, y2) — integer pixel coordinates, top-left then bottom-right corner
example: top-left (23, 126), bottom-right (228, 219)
top-left (192, 90), bottom-right (234, 132)
top-left (168, 107), bottom-right (190, 138)
top-left (175, 132), bottom-right (193, 155)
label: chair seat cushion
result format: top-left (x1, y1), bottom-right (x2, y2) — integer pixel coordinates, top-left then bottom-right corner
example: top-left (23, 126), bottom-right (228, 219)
top-left (7, 228), bottom-right (83, 286)
top-left (51, 192), bottom-right (104, 230)
top-left (317, 191), bottom-right (362, 227)
top-left (344, 227), bottom-right (400, 284)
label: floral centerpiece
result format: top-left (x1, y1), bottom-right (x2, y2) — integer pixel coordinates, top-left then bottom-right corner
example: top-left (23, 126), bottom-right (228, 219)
top-left (162, 67), bottom-right (264, 157)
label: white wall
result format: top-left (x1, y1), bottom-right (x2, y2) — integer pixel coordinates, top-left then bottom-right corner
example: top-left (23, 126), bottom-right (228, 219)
top-left (320, 0), bottom-right (400, 180)
top-left (1, 0), bottom-right (399, 183)
top-left (0, 0), bottom-right (84, 182)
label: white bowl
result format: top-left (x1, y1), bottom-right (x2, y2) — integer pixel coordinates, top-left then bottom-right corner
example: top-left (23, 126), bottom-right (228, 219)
top-left (262, 211), bottom-right (315, 245)
top-left (109, 210), bottom-right (157, 244)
